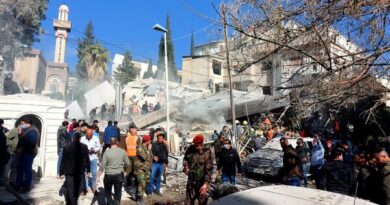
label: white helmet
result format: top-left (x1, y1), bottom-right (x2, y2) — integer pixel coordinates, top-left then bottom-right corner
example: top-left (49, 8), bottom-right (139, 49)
top-left (235, 120), bottom-right (240, 124)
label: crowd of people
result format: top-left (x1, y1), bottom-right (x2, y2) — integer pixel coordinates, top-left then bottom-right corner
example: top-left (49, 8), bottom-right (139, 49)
top-left (56, 118), bottom-right (169, 205)
top-left (237, 115), bottom-right (390, 205)
top-left (0, 118), bottom-right (40, 193)
top-left (1, 112), bottom-right (390, 205)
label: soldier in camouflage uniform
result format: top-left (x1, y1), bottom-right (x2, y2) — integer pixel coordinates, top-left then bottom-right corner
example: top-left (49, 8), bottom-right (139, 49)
top-left (213, 132), bottom-right (225, 164)
top-left (134, 135), bottom-right (153, 205)
top-left (183, 135), bottom-right (214, 205)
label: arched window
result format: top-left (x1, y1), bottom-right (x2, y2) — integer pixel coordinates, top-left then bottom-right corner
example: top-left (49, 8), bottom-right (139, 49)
top-left (49, 76), bottom-right (61, 93)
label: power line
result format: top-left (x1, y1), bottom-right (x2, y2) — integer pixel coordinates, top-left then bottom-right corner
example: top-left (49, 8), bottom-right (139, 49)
top-left (51, 18), bottom-right (156, 62)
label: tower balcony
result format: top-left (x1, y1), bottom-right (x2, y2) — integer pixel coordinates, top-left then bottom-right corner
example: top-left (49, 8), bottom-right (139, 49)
top-left (53, 20), bottom-right (71, 31)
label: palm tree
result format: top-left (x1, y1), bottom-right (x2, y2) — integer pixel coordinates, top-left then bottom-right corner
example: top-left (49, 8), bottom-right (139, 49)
top-left (80, 43), bottom-right (109, 85)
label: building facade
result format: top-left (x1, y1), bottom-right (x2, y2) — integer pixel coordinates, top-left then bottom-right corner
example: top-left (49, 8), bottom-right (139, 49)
top-left (13, 49), bottom-right (47, 94)
top-left (12, 4), bottom-right (71, 97)
top-left (181, 23), bottom-right (361, 95)
top-left (44, 4), bottom-right (71, 97)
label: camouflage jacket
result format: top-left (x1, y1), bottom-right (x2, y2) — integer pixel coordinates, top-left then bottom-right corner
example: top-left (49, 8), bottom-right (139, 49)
top-left (213, 139), bottom-right (224, 156)
top-left (134, 144), bottom-right (153, 172)
top-left (184, 146), bottom-right (214, 183)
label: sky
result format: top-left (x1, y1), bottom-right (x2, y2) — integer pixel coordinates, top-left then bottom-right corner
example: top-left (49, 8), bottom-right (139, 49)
top-left (34, 0), bottom-right (222, 74)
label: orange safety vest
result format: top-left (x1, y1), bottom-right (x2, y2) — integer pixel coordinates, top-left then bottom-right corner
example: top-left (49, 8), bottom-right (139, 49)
top-left (126, 134), bottom-right (138, 157)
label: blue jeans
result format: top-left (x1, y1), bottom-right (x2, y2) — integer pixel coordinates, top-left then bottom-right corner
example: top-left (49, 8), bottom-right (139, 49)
top-left (284, 176), bottom-right (301, 187)
top-left (57, 148), bottom-right (63, 177)
top-left (16, 154), bottom-right (35, 189)
top-left (301, 163), bottom-right (309, 187)
top-left (148, 162), bottom-right (164, 194)
top-left (85, 159), bottom-right (98, 190)
top-left (221, 173), bottom-right (236, 185)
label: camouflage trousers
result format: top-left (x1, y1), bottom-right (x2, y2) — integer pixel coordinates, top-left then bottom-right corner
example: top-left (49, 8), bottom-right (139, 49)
top-left (135, 169), bottom-right (150, 199)
top-left (185, 180), bottom-right (208, 205)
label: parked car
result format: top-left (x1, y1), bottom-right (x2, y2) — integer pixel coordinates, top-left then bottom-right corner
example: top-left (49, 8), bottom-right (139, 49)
top-left (210, 185), bottom-right (376, 205)
top-left (243, 137), bottom-right (312, 180)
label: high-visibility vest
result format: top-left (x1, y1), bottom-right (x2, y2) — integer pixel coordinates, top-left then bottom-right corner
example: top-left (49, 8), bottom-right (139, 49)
top-left (126, 134), bottom-right (138, 157)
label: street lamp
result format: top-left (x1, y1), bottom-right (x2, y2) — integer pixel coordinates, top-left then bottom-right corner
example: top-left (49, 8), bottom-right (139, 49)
top-left (153, 23), bottom-right (170, 145)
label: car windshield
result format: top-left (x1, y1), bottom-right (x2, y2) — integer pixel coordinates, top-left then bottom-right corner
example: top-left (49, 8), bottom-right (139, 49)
top-left (261, 137), bottom-right (311, 151)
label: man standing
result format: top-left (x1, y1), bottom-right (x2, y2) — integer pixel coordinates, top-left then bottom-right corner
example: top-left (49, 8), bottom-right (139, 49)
top-left (15, 119), bottom-right (39, 192)
top-left (5, 124), bottom-right (20, 184)
top-left (125, 125), bottom-right (140, 191)
top-left (217, 139), bottom-right (241, 185)
top-left (295, 138), bottom-right (310, 187)
top-left (134, 135), bottom-right (153, 205)
top-left (183, 135), bottom-right (214, 205)
top-left (323, 147), bottom-right (353, 195)
top-left (148, 133), bottom-right (168, 197)
top-left (89, 107), bottom-right (98, 121)
top-left (213, 133), bottom-right (225, 164)
top-left (375, 150), bottom-right (390, 204)
top-left (114, 121), bottom-right (121, 141)
top-left (280, 137), bottom-right (301, 186)
top-left (57, 121), bottom-right (69, 178)
top-left (103, 121), bottom-right (119, 155)
top-left (311, 134), bottom-right (325, 189)
top-left (220, 126), bottom-right (232, 141)
top-left (0, 121), bottom-right (9, 183)
top-left (81, 129), bottom-right (101, 194)
top-left (142, 101), bottom-right (148, 115)
top-left (60, 132), bottom-right (90, 205)
top-left (98, 138), bottom-right (130, 205)
top-left (101, 103), bottom-right (107, 120)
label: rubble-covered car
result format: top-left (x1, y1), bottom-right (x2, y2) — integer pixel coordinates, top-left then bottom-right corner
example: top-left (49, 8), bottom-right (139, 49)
top-left (243, 137), bottom-right (312, 180)
top-left (210, 185), bottom-right (375, 205)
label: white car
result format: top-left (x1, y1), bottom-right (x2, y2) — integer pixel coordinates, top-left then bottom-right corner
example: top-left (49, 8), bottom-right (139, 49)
top-left (210, 185), bottom-right (375, 205)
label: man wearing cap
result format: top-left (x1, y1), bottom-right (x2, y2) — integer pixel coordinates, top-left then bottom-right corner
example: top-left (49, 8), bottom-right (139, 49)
top-left (183, 135), bottom-right (214, 205)
top-left (134, 135), bottom-right (153, 205)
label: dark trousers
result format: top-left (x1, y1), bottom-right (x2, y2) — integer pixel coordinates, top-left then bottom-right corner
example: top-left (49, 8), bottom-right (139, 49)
top-left (185, 180), bottom-right (208, 205)
top-left (16, 154), bottom-right (35, 190)
top-left (64, 174), bottom-right (83, 205)
top-left (104, 173), bottom-right (124, 205)
top-left (311, 164), bottom-right (325, 190)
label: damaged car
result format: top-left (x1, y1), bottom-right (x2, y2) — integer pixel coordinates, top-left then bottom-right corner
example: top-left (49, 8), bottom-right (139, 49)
top-left (243, 137), bottom-right (312, 180)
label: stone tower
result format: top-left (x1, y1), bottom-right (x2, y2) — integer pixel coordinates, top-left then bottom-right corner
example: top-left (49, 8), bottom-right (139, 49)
top-left (53, 4), bottom-right (71, 63)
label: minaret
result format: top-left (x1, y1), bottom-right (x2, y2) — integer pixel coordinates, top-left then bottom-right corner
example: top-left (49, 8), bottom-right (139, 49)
top-left (53, 4), bottom-right (71, 63)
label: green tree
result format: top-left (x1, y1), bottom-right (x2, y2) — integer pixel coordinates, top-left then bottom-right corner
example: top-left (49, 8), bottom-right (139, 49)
top-left (190, 30), bottom-right (195, 56)
top-left (155, 36), bottom-right (165, 79)
top-left (0, 0), bottom-right (48, 94)
top-left (113, 50), bottom-right (138, 87)
top-left (76, 20), bottom-right (95, 79)
top-left (143, 59), bottom-right (154, 79)
top-left (156, 14), bottom-right (178, 82)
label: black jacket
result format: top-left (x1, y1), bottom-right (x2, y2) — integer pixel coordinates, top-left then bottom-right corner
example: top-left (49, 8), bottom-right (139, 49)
top-left (151, 141), bottom-right (168, 164)
top-left (57, 126), bottom-right (68, 150)
top-left (324, 160), bottom-right (353, 195)
top-left (60, 141), bottom-right (90, 176)
top-left (217, 148), bottom-right (241, 175)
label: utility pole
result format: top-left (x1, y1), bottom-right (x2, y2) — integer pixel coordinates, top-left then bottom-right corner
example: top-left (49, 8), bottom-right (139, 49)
top-left (221, 4), bottom-right (237, 147)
